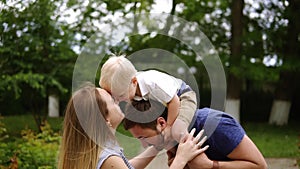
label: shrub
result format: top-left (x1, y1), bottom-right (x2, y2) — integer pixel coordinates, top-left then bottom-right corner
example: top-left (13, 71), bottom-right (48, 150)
top-left (0, 121), bottom-right (61, 169)
top-left (0, 116), bottom-right (8, 141)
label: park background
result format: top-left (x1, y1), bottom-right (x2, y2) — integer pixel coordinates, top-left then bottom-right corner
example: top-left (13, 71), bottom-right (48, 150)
top-left (0, 0), bottom-right (299, 168)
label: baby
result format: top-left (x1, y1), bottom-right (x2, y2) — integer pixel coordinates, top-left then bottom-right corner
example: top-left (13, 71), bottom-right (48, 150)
top-left (99, 55), bottom-right (197, 149)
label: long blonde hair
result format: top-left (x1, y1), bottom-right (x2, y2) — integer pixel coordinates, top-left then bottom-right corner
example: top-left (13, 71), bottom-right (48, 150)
top-left (58, 83), bottom-right (116, 169)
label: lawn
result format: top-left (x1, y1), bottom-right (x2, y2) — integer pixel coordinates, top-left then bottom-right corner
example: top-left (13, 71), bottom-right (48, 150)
top-left (1, 115), bottom-right (299, 158)
top-left (242, 121), bottom-right (299, 158)
top-left (2, 115), bottom-right (63, 138)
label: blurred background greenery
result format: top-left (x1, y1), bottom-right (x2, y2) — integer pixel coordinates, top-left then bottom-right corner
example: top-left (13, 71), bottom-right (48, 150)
top-left (0, 0), bottom-right (299, 168)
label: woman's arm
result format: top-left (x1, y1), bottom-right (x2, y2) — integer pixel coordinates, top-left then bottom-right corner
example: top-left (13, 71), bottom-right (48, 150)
top-left (101, 156), bottom-right (130, 169)
top-left (129, 146), bottom-right (159, 169)
top-left (170, 128), bottom-right (209, 169)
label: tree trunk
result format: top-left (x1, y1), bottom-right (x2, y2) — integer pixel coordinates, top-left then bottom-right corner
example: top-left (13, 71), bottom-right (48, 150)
top-left (225, 0), bottom-right (244, 122)
top-left (225, 95), bottom-right (240, 122)
top-left (48, 94), bottom-right (59, 117)
top-left (269, 72), bottom-right (295, 125)
top-left (269, 0), bottom-right (300, 125)
top-left (163, 0), bottom-right (177, 35)
top-left (269, 100), bottom-right (291, 125)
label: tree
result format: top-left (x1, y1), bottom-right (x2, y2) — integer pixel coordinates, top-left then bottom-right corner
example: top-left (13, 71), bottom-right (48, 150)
top-left (225, 0), bottom-right (245, 122)
top-left (0, 0), bottom-right (75, 129)
top-left (269, 0), bottom-right (300, 125)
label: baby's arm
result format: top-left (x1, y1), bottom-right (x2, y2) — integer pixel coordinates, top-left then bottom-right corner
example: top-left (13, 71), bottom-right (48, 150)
top-left (166, 95), bottom-right (189, 142)
top-left (166, 95), bottom-right (180, 126)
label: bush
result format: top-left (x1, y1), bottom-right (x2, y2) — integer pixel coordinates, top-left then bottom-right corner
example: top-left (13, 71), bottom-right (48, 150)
top-left (0, 116), bottom-right (9, 141)
top-left (0, 121), bottom-right (60, 169)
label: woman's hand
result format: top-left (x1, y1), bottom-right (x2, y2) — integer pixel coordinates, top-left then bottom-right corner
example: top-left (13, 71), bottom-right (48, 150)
top-left (169, 128), bottom-right (209, 169)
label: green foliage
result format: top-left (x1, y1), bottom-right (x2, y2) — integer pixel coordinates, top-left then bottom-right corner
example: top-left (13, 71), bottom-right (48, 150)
top-left (0, 0), bottom-right (299, 143)
top-left (0, 0), bottom-right (76, 129)
top-left (0, 0), bottom-right (75, 99)
top-left (0, 116), bottom-right (9, 141)
top-left (17, 122), bottom-right (60, 168)
top-left (0, 121), bottom-right (61, 169)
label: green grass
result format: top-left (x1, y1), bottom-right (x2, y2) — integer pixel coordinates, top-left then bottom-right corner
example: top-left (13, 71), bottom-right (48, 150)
top-left (116, 130), bottom-right (142, 159)
top-left (1, 115), bottom-right (299, 158)
top-left (243, 122), bottom-right (299, 158)
top-left (2, 115), bottom-right (63, 138)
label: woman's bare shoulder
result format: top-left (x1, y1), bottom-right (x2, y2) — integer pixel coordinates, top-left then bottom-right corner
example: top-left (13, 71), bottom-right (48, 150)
top-left (101, 155), bottom-right (129, 169)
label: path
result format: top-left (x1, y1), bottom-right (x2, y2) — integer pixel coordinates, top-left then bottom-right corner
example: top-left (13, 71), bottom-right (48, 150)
top-left (145, 152), bottom-right (299, 169)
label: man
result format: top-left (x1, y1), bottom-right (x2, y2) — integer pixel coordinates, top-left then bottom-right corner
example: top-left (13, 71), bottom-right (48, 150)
top-left (123, 100), bottom-right (268, 169)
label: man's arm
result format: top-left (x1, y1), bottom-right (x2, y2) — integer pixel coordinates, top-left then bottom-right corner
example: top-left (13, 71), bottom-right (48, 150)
top-left (187, 135), bottom-right (268, 169)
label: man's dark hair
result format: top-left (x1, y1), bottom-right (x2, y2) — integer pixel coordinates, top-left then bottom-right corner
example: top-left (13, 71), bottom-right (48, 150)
top-left (123, 99), bottom-right (168, 130)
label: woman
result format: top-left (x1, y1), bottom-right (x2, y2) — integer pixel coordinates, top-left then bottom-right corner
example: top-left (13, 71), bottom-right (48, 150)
top-left (58, 82), bottom-right (208, 169)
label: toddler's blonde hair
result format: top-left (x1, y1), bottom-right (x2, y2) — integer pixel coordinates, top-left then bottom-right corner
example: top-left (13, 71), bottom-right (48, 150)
top-left (99, 55), bottom-right (137, 95)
